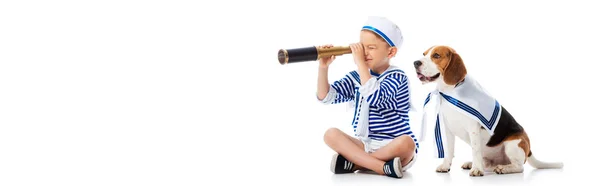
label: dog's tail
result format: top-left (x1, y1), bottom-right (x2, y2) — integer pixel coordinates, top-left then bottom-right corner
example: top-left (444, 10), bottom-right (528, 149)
top-left (527, 151), bottom-right (564, 169)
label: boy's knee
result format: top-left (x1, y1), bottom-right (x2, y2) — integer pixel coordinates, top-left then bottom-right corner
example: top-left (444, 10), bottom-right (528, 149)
top-left (393, 135), bottom-right (416, 154)
top-left (323, 127), bottom-right (342, 143)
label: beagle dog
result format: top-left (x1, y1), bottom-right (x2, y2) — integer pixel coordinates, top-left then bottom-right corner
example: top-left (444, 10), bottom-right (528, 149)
top-left (414, 45), bottom-right (563, 176)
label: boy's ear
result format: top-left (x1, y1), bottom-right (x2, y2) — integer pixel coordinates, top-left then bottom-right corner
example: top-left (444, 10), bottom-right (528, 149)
top-left (388, 47), bottom-right (398, 58)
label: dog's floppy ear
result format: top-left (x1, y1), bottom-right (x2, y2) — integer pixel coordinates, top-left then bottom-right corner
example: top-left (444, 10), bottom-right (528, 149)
top-left (443, 50), bottom-right (467, 85)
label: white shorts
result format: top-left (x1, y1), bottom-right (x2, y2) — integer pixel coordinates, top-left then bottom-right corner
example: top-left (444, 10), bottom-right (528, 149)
top-left (359, 137), bottom-right (418, 171)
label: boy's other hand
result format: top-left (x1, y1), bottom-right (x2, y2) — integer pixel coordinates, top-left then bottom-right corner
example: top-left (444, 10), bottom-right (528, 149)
top-left (350, 43), bottom-right (366, 66)
top-left (318, 44), bottom-right (335, 68)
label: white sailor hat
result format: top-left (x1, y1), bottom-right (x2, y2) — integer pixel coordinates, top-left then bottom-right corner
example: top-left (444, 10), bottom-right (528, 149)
top-left (361, 16), bottom-right (403, 49)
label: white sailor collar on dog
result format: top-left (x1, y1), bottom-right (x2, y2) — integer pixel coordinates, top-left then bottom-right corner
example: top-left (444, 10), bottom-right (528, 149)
top-left (420, 74), bottom-right (502, 158)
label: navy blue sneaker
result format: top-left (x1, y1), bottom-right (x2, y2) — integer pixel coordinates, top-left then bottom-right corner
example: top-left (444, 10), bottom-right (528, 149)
top-left (330, 154), bottom-right (356, 174)
top-left (383, 157), bottom-right (403, 178)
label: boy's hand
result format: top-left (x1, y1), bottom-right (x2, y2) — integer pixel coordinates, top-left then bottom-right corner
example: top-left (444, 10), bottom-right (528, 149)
top-left (351, 43), bottom-right (370, 85)
top-left (350, 43), bottom-right (366, 66)
top-left (318, 44), bottom-right (335, 68)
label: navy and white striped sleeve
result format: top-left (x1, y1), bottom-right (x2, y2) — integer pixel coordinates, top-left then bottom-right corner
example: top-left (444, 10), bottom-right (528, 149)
top-left (359, 73), bottom-right (408, 109)
top-left (318, 74), bottom-right (356, 104)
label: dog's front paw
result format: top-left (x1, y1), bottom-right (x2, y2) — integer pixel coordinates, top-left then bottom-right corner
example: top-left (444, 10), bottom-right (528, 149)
top-left (469, 167), bottom-right (484, 177)
top-left (436, 163), bottom-right (451, 173)
top-left (461, 162), bottom-right (472, 169)
top-left (493, 165), bottom-right (512, 174)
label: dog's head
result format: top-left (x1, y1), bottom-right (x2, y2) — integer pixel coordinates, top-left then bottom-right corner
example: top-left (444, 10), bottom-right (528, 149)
top-left (414, 45), bottom-right (466, 86)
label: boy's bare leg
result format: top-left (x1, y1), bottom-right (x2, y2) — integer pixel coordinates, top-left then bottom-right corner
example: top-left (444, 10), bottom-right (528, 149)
top-left (323, 128), bottom-right (368, 171)
top-left (327, 129), bottom-right (416, 167)
top-left (324, 128), bottom-right (387, 175)
top-left (369, 135), bottom-right (416, 167)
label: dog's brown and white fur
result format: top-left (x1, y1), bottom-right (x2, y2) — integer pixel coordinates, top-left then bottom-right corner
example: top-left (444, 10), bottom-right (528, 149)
top-left (414, 45), bottom-right (563, 176)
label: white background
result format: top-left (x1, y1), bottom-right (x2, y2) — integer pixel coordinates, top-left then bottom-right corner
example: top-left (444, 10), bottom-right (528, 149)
top-left (1, 0), bottom-right (598, 185)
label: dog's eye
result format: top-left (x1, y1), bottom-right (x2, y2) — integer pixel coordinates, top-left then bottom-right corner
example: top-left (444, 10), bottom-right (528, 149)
top-left (433, 53), bottom-right (440, 58)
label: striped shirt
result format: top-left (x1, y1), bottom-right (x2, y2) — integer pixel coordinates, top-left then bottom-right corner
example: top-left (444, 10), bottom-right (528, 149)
top-left (319, 67), bottom-right (419, 152)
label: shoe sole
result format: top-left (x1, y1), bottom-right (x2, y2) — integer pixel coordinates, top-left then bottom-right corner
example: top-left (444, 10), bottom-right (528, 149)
top-left (393, 157), bottom-right (404, 178)
top-left (330, 154), bottom-right (338, 173)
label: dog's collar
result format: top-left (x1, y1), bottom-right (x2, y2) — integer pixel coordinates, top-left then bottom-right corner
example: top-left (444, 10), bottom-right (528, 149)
top-left (454, 78), bottom-right (466, 88)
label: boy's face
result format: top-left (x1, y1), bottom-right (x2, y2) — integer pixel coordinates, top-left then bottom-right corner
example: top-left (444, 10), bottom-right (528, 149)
top-left (359, 30), bottom-right (397, 72)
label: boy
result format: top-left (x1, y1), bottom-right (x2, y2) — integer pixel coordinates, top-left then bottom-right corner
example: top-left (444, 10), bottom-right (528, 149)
top-left (317, 16), bottom-right (419, 179)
